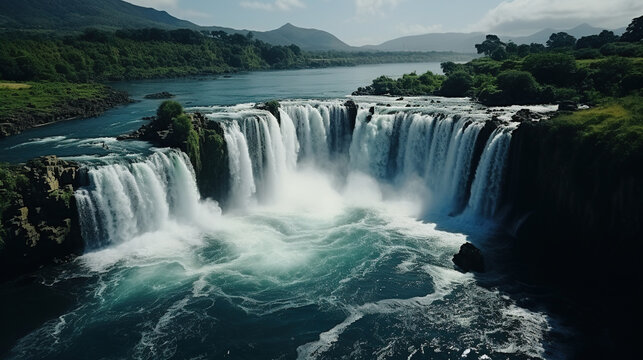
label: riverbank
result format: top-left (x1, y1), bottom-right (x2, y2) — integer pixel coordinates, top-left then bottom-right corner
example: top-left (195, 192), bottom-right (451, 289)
top-left (0, 82), bottom-right (131, 138)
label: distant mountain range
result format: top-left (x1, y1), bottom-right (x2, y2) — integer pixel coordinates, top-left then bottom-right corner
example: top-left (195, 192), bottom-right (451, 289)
top-left (0, 0), bottom-right (627, 53)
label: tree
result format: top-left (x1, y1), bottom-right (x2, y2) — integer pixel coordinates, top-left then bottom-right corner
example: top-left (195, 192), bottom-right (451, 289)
top-left (440, 71), bottom-right (473, 97)
top-left (496, 70), bottom-right (540, 103)
top-left (522, 53), bottom-right (577, 86)
top-left (172, 113), bottom-right (193, 142)
top-left (475, 35), bottom-right (506, 56)
top-left (621, 15), bottom-right (643, 42)
top-left (156, 101), bottom-right (183, 127)
top-left (546, 32), bottom-right (576, 48)
top-left (576, 30), bottom-right (619, 49)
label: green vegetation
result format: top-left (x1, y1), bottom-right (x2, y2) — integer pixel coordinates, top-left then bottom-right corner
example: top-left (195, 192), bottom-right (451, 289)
top-left (0, 163), bottom-right (28, 244)
top-left (355, 15), bottom-right (643, 106)
top-left (0, 81), bottom-right (112, 115)
top-left (548, 96), bottom-right (643, 159)
top-left (0, 28), bottom-right (472, 83)
top-left (157, 100), bottom-right (184, 127)
top-left (0, 81), bottom-right (128, 137)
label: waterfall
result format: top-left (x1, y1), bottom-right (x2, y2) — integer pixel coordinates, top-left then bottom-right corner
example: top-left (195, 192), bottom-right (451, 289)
top-left (215, 100), bottom-right (518, 218)
top-left (467, 127), bottom-right (513, 218)
top-left (223, 122), bottom-right (256, 208)
top-left (75, 151), bottom-right (202, 248)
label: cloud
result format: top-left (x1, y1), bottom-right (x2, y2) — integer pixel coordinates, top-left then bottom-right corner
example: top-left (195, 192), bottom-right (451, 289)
top-left (354, 0), bottom-right (404, 16)
top-left (473, 0), bottom-right (643, 35)
top-left (240, 0), bottom-right (306, 11)
top-left (126, 0), bottom-right (178, 8)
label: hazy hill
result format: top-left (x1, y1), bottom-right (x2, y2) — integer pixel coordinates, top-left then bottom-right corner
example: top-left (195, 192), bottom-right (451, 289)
top-left (363, 32), bottom-right (485, 53)
top-left (367, 24), bottom-right (627, 52)
top-left (251, 23), bottom-right (354, 52)
top-left (0, 0), bottom-right (197, 31)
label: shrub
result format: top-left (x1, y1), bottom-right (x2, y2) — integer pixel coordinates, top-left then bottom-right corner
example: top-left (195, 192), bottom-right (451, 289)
top-left (621, 73), bottom-right (643, 93)
top-left (522, 53), bottom-right (578, 86)
top-left (171, 113), bottom-right (192, 142)
top-left (496, 70), bottom-right (540, 104)
top-left (440, 71), bottom-right (473, 97)
top-left (156, 100), bottom-right (183, 127)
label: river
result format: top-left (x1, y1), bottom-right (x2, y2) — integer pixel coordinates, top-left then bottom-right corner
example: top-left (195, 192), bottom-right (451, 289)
top-left (1, 63), bottom-right (572, 360)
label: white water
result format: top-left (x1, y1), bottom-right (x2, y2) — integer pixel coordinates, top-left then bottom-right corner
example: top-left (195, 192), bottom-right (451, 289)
top-left (53, 98), bottom-right (565, 360)
top-left (75, 150), bottom-right (217, 248)
top-left (219, 99), bottom-right (518, 219)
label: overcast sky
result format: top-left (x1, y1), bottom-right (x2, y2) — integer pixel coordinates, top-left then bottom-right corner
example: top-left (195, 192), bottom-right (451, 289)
top-left (126, 0), bottom-right (642, 46)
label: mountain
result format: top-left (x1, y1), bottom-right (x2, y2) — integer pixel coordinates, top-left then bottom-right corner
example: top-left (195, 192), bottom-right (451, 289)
top-left (251, 23), bottom-right (354, 52)
top-left (364, 23), bottom-right (627, 53)
top-left (506, 23), bottom-right (626, 45)
top-left (362, 32), bottom-right (485, 53)
top-left (0, 0), bottom-right (197, 31)
top-left (0, 0), bottom-right (354, 51)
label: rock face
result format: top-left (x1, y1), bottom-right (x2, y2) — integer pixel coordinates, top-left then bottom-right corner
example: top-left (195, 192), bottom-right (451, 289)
top-left (0, 156), bottom-right (87, 280)
top-left (452, 243), bottom-right (485, 273)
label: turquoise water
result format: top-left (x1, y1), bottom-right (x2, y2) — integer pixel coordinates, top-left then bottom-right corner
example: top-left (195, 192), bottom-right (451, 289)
top-left (0, 63), bottom-right (573, 359)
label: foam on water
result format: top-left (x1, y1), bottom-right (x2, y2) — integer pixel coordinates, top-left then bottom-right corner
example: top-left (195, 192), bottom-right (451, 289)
top-left (6, 97), bottom-right (567, 359)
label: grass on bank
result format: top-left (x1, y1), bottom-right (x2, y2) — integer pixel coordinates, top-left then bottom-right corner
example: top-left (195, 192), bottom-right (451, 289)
top-left (550, 96), bottom-right (643, 157)
top-left (0, 81), bottom-right (110, 117)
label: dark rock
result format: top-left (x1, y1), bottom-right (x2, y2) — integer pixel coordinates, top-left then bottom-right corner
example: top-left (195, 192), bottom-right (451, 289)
top-left (344, 100), bottom-right (359, 131)
top-left (143, 92), bottom-right (174, 99)
top-left (511, 108), bottom-right (542, 123)
top-left (255, 101), bottom-right (281, 123)
top-left (452, 243), bottom-right (485, 273)
top-left (396, 97), bottom-right (404, 101)
top-left (558, 101), bottom-right (578, 111)
top-left (1, 156), bottom-right (85, 281)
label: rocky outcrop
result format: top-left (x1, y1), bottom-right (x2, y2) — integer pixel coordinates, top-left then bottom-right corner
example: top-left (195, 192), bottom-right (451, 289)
top-left (0, 156), bottom-right (87, 281)
top-left (255, 101), bottom-right (281, 123)
top-left (0, 88), bottom-right (131, 138)
top-left (453, 243), bottom-right (485, 273)
top-left (143, 92), bottom-right (174, 99)
top-left (118, 112), bottom-right (230, 205)
top-left (344, 100), bottom-right (358, 131)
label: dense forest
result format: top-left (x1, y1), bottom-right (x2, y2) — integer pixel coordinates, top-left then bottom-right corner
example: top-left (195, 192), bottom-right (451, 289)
top-left (0, 28), bottom-right (470, 82)
top-left (354, 15), bottom-right (643, 106)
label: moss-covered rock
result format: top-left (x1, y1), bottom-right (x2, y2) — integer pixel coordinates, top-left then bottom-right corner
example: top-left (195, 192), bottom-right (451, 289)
top-left (0, 156), bottom-right (86, 281)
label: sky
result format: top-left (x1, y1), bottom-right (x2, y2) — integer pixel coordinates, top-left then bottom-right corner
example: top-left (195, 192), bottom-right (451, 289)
top-left (126, 0), bottom-right (643, 46)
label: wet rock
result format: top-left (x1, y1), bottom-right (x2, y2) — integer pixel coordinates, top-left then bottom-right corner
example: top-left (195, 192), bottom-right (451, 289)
top-left (511, 108), bottom-right (542, 123)
top-left (1, 156), bottom-right (85, 281)
top-left (453, 243), bottom-right (485, 273)
top-left (144, 92), bottom-right (174, 99)
top-left (558, 101), bottom-right (578, 111)
top-left (344, 100), bottom-right (359, 131)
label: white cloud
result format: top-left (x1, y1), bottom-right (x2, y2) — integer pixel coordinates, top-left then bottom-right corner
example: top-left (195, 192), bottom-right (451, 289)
top-left (473, 0), bottom-right (643, 34)
top-left (126, 0), bottom-right (178, 8)
top-left (240, 0), bottom-right (306, 12)
top-left (354, 0), bottom-right (404, 16)
top-left (396, 23), bottom-right (443, 35)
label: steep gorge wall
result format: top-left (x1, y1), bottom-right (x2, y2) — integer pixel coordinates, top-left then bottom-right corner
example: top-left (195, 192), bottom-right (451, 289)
top-left (505, 120), bottom-right (642, 284)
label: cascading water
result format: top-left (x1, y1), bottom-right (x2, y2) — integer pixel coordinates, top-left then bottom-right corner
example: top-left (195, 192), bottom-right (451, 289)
top-left (9, 98), bottom-right (567, 360)
top-left (218, 101), bottom-right (516, 218)
top-left (75, 150), bottom-right (203, 248)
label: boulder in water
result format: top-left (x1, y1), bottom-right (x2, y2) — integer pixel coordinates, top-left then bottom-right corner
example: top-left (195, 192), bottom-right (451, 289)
top-left (453, 243), bottom-right (485, 273)
top-left (558, 101), bottom-right (578, 111)
top-left (144, 92), bottom-right (175, 99)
